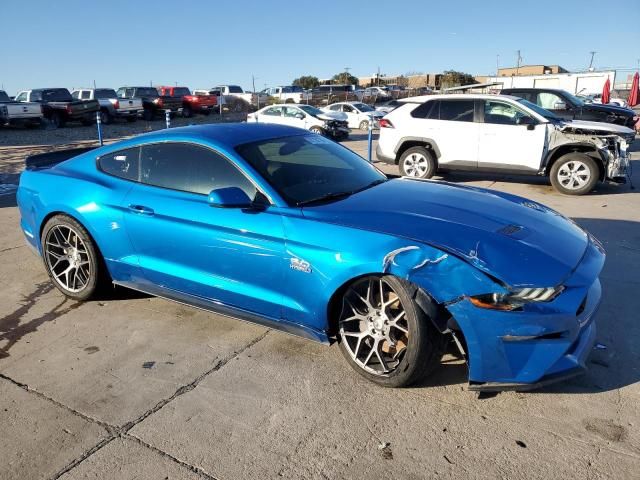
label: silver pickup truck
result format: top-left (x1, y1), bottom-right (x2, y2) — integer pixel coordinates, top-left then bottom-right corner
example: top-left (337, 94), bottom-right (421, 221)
top-left (71, 88), bottom-right (142, 124)
top-left (0, 90), bottom-right (43, 127)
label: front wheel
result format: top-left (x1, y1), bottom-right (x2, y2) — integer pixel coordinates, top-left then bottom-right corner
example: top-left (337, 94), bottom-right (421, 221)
top-left (399, 146), bottom-right (436, 178)
top-left (309, 126), bottom-right (324, 135)
top-left (337, 276), bottom-right (445, 387)
top-left (41, 215), bottom-right (108, 301)
top-left (182, 106), bottom-right (193, 118)
top-left (99, 110), bottom-right (112, 125)
top-left (550, 153), bottom-right (599, 195)
top-left (359, 120), bottom-right (369, 130)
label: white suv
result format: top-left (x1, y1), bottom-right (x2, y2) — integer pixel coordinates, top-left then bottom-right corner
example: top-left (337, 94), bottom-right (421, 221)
top-left (376, 94), bottom-right (632, 195)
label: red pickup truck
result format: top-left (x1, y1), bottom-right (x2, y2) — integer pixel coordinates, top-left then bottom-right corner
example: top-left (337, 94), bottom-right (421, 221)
top-left (156, 86), bottom-right (217, 117)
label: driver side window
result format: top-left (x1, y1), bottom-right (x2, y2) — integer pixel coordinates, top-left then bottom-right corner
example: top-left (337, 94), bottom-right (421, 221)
top-left (537, 92), bottom-right (564, 110)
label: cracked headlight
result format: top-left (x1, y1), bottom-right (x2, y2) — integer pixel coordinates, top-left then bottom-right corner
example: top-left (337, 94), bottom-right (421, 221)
top-left (469, 287), bottom-right (564, 311)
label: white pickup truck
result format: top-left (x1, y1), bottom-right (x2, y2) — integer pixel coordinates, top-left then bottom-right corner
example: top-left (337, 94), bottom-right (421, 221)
top-left (0, 90), bottom-right (43, 128)
top-left (209, 85), bottom-right (257, 111)
top-left (262, 86), bottom-right (310, 104)
top-left (71, 88), bottom-right (142, 124)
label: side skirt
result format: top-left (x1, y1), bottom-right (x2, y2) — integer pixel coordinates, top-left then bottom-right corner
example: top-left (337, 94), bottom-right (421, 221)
top-left (113, 280), bottom-right (330, 345)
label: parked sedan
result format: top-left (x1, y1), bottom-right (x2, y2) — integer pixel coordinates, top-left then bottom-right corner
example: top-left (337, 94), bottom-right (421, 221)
top-left (324, 102), bottom-right (384, 130)
top-left (18, 123), bottom-right (604, 391)
top-left (247, 104), bottom-right (349, 139)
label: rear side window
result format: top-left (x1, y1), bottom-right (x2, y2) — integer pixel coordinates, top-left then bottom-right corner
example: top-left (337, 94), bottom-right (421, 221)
top-left (140, 143), bottom-right (256, 197)
top-left (439, 100), bottom-right (475, 122)
top-left (98, 147), bottom-right (140, 182)
top-left (411, 100), bottom-right (439, 119)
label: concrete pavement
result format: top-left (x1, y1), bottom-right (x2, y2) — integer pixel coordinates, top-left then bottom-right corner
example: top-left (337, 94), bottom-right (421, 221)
top-left (1, 134), bottom-right (639, 479)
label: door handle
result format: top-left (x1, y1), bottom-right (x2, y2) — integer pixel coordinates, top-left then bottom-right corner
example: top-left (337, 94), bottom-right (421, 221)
top-left (128, 204), bottom-right (154, 216)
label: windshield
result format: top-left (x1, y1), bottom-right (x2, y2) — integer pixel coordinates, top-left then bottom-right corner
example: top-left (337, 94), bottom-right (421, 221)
top-left (0, 91), bottom-right (10, 102)
top-left (236, 135), bottom-right (386, 206)
top-left (562, 90), bottom-right (584, 107)
top-left (298, 105), bottom-right (324, 117)
top-left (282, 86), bottom-right (303, 93)
top-left (516, 98), bottom-right (560, 122)
top-left (352, 102), bottom-right (374, 112)
top-left (173, 87), bottom-right (191, 96)
top-left (94, 89), bottom-right (117, 99)
top-left (227, 86), bottom-right (243, 93)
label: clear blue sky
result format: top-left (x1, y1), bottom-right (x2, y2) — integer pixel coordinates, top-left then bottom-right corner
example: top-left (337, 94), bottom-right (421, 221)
top-left (2, 0), bottom-right (639, 95)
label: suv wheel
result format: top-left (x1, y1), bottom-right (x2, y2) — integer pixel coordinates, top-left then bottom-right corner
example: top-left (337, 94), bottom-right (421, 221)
top-left (399, 146), bottom-right (435, 179)
top-left (550, 153), bottom-right (599, 195)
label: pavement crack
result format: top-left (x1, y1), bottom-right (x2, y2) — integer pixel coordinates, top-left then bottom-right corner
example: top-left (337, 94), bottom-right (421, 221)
top-left (126, 433), bottom-right (220, 480)
top-left (121, 330), bottom-right (270, 433)
top-left (49, 436), bottom-right (117, 480)
top-left (0, 372), bottom-right (117, 434)
top-left (0, 244), bottom-right (25, 254)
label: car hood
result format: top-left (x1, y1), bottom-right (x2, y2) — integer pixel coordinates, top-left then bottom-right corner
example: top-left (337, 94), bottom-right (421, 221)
top-left (581, 102), bottom-right (635, 117)
top-left (301, 178), bottom-right (589, 287)
top-left (558, 119), bottom-right (635, 136)
top-left (316, 111), bottom-right (348, 121)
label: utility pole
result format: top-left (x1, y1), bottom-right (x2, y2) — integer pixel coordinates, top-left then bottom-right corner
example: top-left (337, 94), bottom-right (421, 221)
top-left (588, 51), bottom-right (597, 70)
top-left (515, 50), bottom-right (522, 76)
top-left (496, 54), bottom-right (500, 76)
top-left (343, 67), bottom-right (351, 85)
top-left (252, 75), bottom-right (259, 108)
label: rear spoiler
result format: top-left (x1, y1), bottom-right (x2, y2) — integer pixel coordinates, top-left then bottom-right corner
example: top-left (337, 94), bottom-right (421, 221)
top-left (25, 147), bottom-right (97, 170)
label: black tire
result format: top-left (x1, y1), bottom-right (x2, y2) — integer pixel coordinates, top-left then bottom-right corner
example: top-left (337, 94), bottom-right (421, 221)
top-left (399, 146), bottom-right (436, 179)
top-left (202, 109), bottom-right (211, 116)
top-left (359, 120), bottom-right (369, 131)
top-left (182, 105), bottom-right (193, 118)
top-left (50, 112), bottom-right (65, 128)
top-left (99, 110), bottom-right (112, 125)
top-left (143, 108), bottom-right (154, 121)
top-left (337, 275), bottom-right (446, 387)
top-left (40, 215), bottom-right (109, 301)
top-left (549, 153), bottom-right (599, 195)
top-left (285, 98), bottom-right (295, 104)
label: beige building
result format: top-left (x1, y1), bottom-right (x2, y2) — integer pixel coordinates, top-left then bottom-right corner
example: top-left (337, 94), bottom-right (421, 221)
top-left (498, 65), bottom-right (568, 77)
top-left (357, 73), bottom-right (442, 89)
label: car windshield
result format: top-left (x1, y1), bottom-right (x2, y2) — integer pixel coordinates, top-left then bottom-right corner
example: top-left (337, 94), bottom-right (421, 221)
top-left (516, 98), bottom-right (560, 122)
top-left (298, 105), bottom-right (324, 117)
top-left (352, 102), bottom-right (374, 112)
top-left (227, 86), bottom-right (243, 93)
top-left (562, 91), bottom-right (585, 107)
top-left (94, 89), bottom-right (117, 99)
top-left (236, 134), bottom-right (387, 206)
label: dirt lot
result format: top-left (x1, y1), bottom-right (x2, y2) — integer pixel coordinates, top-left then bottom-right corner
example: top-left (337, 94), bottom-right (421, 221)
top-left (1, 119), bottom-right (639, 479)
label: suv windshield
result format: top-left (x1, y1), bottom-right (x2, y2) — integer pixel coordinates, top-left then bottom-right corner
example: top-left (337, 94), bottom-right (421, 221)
top-left (516, 99), bottom-right (560, 122)
top-left (236, 135), bottom-right (386, 206)
top-left (94, 89), bottom-right (117, 99)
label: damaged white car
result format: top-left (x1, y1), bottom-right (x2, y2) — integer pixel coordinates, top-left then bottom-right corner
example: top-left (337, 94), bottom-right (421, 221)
top-left (247, 104), bottom-right (350, 140)
top-left (376, 94), bottom-right (634, 195)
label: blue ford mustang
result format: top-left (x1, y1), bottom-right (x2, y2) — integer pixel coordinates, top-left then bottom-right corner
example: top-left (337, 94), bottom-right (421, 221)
top-left (17, 124), bottom-right (604, 390)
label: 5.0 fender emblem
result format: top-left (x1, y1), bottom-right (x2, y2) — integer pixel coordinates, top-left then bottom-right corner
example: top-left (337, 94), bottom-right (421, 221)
top-left (290, 258), bottom-right (312, 273)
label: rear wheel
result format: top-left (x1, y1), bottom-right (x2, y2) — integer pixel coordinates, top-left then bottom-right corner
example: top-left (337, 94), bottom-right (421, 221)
top-left (99, 110), bottom-right (112, 125)
top-left (337, 276), bottom-right (445, 387)
top-left (550, 153), bottom-right (599, 195)
top-left (50, 112), bottom-right (65, 128)
top-left (359, 120), bottom-right (369, 130)
top-left (399, 146), bottom-right (436, 178)
top-left (182, 105), bottom-right (193, 118)
top-left (41, 215), bottom-right (108, 301)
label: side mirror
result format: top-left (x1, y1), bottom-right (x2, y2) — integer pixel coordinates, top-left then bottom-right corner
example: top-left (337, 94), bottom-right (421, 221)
top-left (553, 101), bottom-right (567, 110)
top-left (295, 112), bottom-right (305, 120)
top-left (208, 187), bottom-right (253, 208)
top-left (517, 116), bottom-right (536, 130)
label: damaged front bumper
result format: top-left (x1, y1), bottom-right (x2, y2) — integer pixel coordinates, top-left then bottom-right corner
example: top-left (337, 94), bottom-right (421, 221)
top-left (600, 137), bottom-right (630, 183)
top-left (443, 237), bottom-right (604, 391)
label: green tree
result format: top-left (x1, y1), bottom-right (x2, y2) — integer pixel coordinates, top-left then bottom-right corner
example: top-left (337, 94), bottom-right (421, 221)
top-left (292, 76), bottom-right (320, 89)
top-left (440, 70), bottom-right (476, 89)
top-left (332, 71), bottom-right (359, 86)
